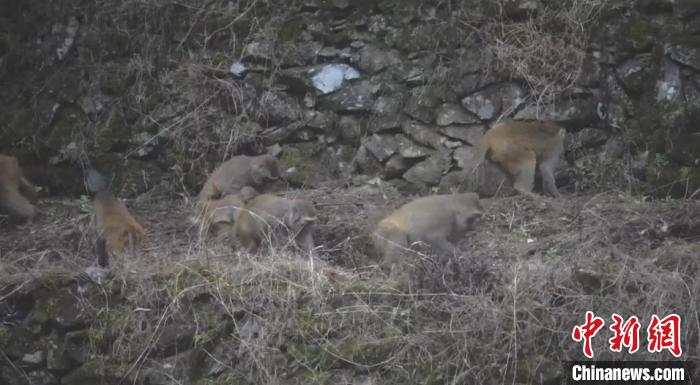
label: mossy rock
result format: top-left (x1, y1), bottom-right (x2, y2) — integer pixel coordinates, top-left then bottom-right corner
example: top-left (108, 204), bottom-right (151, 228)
top-left (47, 104), bottom-right (89, 151)
top-left (61, 359), bottom-right (127, 385)
top-left (280, 143), bottom-right (323, 188)
top-left (618, 15), bottom-right (657, 53)
top-left (8, 107), bottom-right (35, 141)
top-left (92, 154), bottom-right (162, 197)
top-left (667, 132), bottom-right (700, 166)
top-left (96, 105), bottom-right (131, 152)
top-left (646, 156), bottom-right (700, 197)
top-left (99, 62), bottom-right (135, 96)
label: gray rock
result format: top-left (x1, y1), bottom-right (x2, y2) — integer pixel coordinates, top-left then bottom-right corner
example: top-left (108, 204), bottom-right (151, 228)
top-left (616, 54), bottom-right (654, 94)
top-left (403, 54), bottom-right (437, 85)
top-left (577, 54), bottom-right (601, 87)
top-left (440, 125), bottom-right (484, 145)
top-left (229, 62), bottom-right (247, 77)
top-left (26, 371), bottom-right (56, 385)
top-left (243, 40), bottom-right (274, 63)
top-left (352, 145), bottom-right (383, 174)
top-left (666, 36), bottom-right (700, 71)
top-left (336, 115), bottom-right (365, 144)
top-left (501, 0), bottom-right (538, 18)
top-left (303, 109), bottom-right (336, 133)
top-left (259, 91), bottom-right (302, 125)
top-left (278, 67), bottom-right (316, 94)
top-left (373, 94), bottom-right (404, 115)
top-left (368, 114), bottom-right (403, 133)
top-left (515, 96), bottom-right (598, 127)
top-left (357, 44), bottom-right (401, 74)
top-left (319, 80), bottom-right (375, 112)
top-left (384, 154), bottom-right (412, 179)
top-left (436, 103), bottom-right (480, 126)
top-left (404, 85), bottom-right (442, 123)
top-left (601, 136), bottom-right (628, 161)
top-left (656, 58), bottom-right (682, 102)
top-left (310, 64), bottom-right (361, 95)
top-left (363, 134), bottom-right (397, 162)
top-left (402, 151), bottom-right (452, 186)
top-left (318, 46), bottom-right (338, 59)
top-left (401, 120), bottom-right (442, 149)
top-left (461, 82), bottom-right (525, 120)
top-left (85, 169), bottom-right (108, 193)
top-left (395, 134), bottom-right (431, 158)
top-left (565, 127), bottom-right (610, 154)
top-left (22, 351), bottom-right (44, 365)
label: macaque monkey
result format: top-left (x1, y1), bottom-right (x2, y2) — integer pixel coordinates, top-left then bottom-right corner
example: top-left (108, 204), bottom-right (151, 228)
top-left (198, 154), bottom-right (282, 202)
top-left (94, 191), bottom-right (145, 267)
top-left (470, 120), bottom-right (565, 197)
top-left (0, 154), bottom-right (37, 222)
top-left (234, 194), bottom-right (316, 253)
top-left (372, 193), bottom-right (483, 274)
top-left (200, 186), bottom-right (258, 236)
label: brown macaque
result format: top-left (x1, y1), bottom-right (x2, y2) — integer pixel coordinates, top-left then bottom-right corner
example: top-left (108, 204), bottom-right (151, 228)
top-left (94, 191), bottom-right (145, 267)
top-left (470, 119), bottom-right (565, 197)
top-left (198, 154), bottom-right (282, 203)
top-left (200, 186), bottom-right (258, 237)
top-left (234, 194), bottom-right (316, 253)
top-left (0, 154), bottom-right (36, 222)
top-left (372, 193), bottom-right (483, 274)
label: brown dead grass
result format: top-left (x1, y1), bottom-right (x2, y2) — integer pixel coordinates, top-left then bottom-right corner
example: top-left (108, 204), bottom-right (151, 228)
top-left (1, 187), bottom-right (699, 383)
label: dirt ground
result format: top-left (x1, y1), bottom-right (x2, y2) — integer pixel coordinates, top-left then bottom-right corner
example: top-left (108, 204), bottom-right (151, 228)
top-left (2, 185), bottom-right (700, 377)
top-left (2, 185), bottom-right (698, 279)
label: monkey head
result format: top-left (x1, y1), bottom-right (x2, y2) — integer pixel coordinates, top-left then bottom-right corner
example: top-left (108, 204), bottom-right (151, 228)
top-left (250, 155), bottom-right (281, 185)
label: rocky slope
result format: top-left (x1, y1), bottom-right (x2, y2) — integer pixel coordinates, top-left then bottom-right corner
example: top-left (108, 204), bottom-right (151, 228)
top-left (1, 0), bottom-right (699, 198)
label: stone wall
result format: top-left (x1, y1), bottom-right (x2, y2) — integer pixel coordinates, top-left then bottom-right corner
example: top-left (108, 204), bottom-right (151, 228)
top-left (1, 0), bottom-right (699, 197)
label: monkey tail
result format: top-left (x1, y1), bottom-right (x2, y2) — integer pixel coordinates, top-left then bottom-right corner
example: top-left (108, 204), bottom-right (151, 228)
top-left (95, 237), bottom-right (109, 267)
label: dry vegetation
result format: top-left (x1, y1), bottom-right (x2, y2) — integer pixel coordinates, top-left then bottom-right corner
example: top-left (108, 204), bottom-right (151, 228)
top-left (2, 185), bottom-right (699, 384)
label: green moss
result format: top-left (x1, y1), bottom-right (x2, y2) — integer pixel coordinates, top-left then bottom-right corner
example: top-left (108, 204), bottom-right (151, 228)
top-left (646, 159), bottom-right (700, 198)
top-left (300, 370), bottom-right (333, 385)
top-left (279, 16), bottom-right (305, 41)
top-left (91, 154), bottom-right (163, 197)
top-left (280, 143), bottom-right (322, 188)
top-left (61, 359), bottom-right (127, 385)
top-left (620, 17), bottom-right (656, 52)
top-left (9, 107), bottom-right (34, 139)
top-left (96, 106), bottom-right (131, 151)
top-left (48, 104), bottom-right (88, 151)
top-left (335, 336), bottom-right (399, 366)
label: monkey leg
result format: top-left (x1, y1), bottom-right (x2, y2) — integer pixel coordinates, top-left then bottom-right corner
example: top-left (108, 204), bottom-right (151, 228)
top-left (423, 235), bottom-right (457, 259)
top-left (510, 149), bottom-right (537, 197)
top-left (538, 158), bottom-right (561, 198)
top-left (295, 224), bottom-right (315, 253)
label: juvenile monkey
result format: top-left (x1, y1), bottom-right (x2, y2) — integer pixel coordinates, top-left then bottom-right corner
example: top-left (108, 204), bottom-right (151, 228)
top-left (470, 120), bottom-right (565, 197)
top-left (94, 191), bottom-right (145, 267)
top-left (0, 154), bottom-right (37, 222)
top-left (234, 194), bottom-right (316, 253)
top-left (198, 154), bottom-right (282, 202)
top-left (200, 186), bottom-right (258, 237)
top-left (372, 193), bottom-right (483, 274)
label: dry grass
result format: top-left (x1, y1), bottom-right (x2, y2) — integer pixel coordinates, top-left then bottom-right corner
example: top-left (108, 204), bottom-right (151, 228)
top-left (2, 186), bottom-right (699, 384)
top-left (460, 0), bottom-right (608, 112)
